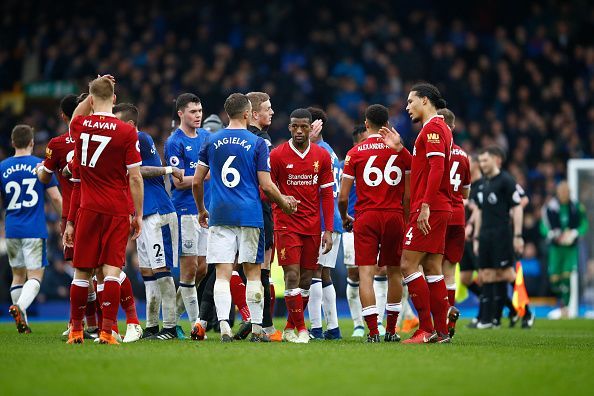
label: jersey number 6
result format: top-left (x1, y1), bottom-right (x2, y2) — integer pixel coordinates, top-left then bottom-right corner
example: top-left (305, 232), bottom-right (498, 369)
top-left (363, 155), bottom-right (402, 187)
top-left (222, 156), bottom-right (240, 188)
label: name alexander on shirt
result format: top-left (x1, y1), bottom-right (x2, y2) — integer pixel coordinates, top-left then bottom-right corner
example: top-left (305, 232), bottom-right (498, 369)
top-left (357, 142), bottom-right (389, 151)
top-left (214, 137), bottom-right (253, 151)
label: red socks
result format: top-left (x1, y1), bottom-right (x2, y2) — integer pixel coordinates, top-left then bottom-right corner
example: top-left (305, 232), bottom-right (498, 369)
top-left (405, 272), bottom-right (434, 334)
top-left (85, 291), bottom-right (97, 328)
top-left (101, 277), bottom-right (121, 335)
top-left (119, 273), bottom-right (139, 325)
top-left (70, 280), bottom-right (89, 332)
top-left (230, 272), bottom-right (250, 322)
top-left (285, 291), bottom-right (306, 332)
top-left (385, 302), bottom-right (402, 334)
top-left (362, 306), bottom-right (379, 336)
top-left (447, 286), bottom-right (456, 307)
top-left (427, 276), bottom-right (449, 335)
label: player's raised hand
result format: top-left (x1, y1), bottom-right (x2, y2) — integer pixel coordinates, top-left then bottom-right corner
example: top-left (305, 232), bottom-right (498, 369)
top-left (130, 215), bottom-right (142, 240)
top-left (311, 119), bottom-right (323, 140)
top-left (63, 222), bottom-right (75, 248)
top-left (198, 209), bottom-right (209, 228)
top-left (172, 167), bottom-right (184, 183)
top-left (342, 214), bottom-right (354, 232)
top-left (417, 203), bottom-right (431, 235)
top-left (98, 74), bottom-right (116, 85)
top-left (321, 230), bottom-right (333, 254)
top-left (34, 162), bottom-right (44, 175)
top-left (378, 126), bottom-right (403, 152)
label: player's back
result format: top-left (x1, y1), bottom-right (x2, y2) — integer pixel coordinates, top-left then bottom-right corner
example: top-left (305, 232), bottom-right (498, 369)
top-left (138, 131), bottom-right (175, 216)
top-left (70, 113), bottom-right (141, 216)
top-left (410, 115), bottom-right (453, 213)
top-left (44, 132), bottom-right (75, 217)
top-left (200, 128), bottom-right (267, 227)
top-left (343, 134), bottom-right (412, 213)
top-left (1, 155), bottom-right (53, 238)
top-left (449, 144), bottom-right (471, 225)
top-left (316, 140), bottom-right (343, 233)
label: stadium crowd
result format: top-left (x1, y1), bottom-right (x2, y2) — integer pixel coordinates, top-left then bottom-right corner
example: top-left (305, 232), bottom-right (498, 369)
top-left (1, 0), bottom-right (593, 304)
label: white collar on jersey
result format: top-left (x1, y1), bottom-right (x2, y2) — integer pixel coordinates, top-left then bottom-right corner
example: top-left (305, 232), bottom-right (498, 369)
top-left (93, 112), bottom-right (115, 117)
top-left (289, 138), bottom-right (311, 159)
top-left (368, 133), bottom-right (382, 138)
top-left (422, 114), bottom-right (444, 128)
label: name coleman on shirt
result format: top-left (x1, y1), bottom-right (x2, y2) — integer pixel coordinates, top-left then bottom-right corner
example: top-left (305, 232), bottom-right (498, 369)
top-left (287, 173), bottom-right (319, 186)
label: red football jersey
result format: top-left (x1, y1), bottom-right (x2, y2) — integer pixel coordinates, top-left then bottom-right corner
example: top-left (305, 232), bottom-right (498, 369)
top-left (270, 140), bottom-right (334, 235)
top-left (410, 114), bottom-right (453, 213)
top-left (449, 144), bottom-right (471, 226)
top-left (43, 132), bottom-right (76, 219)
top-left (343, 134), bottom-right (412, 213)
top-left (69, 112), bottom-right (142, 216)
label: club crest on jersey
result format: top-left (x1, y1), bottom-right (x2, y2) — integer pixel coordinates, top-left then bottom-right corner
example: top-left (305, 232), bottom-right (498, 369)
top-left (169, 156), bottom-right (180, 166)
top-left (344, 155), bottom-right (351, 165)
top-left (184, 240), bottom-right (194, 250)
top-left (45, 147), bottom-right (52, 159)
top-left (426, 133), bottom-right (440, 143)
top-left (280, 248), bottom-right (286, 260)
top-left (313, 161), bottom-right (319, 172)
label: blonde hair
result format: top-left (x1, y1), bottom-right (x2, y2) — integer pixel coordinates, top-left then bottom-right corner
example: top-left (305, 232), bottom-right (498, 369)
top-left (246, 92), bottom-right (270, 112)
top-left (89, 77), bottom-right (114, 101)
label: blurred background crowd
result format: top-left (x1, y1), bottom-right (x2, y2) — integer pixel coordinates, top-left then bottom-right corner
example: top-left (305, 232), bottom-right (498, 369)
top-left (1, 0), bottom-right (593, 309)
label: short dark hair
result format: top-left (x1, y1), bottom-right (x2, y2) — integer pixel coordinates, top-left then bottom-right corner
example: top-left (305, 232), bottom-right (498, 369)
top-left (113, 103), bottom-right (139, 126)
top-left (411, 82), bottom-right (447, 109)
top-left (365, 104), bottom-right (389, 129)
top-left (11, 124), bottom-right (34, 149)
top-left (224, 93), bottom-right (250, 119)
top-left (176, 93), bottom-right (201, 112)
top-left (289, 108), bottom-right (312, 122)
top-left (479, 146), bottom-right (506, 161)
top-left (437, 108), bottom-right (455, 128)
top-left (60, 94), bottom-right (78, 120)
top-left (352, 124), bottom-right (366, 143)
top-left (306, 107), bottom-right (327, 124)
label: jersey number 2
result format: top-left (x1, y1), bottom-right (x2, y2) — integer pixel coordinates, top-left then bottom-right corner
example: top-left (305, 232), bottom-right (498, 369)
top-left (80, 133), bottom-right (112, 168)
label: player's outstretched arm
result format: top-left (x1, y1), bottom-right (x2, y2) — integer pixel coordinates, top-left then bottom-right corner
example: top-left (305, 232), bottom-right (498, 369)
top-left (36, 163), bottom-right (54, 184)
top-left (69, 94), bottom-right (92, 127)
top-left (512, 205), bottom-right (524, 255)
top-left (140, 165), bottom-right (183, 183)
top-left (257, 171), bottom-right (297, 214)
top-left (46, 186), bottom-right (63, 218)
top-left (128, 166), bottom-right (144, 240)
top-left (192, 165), bottom-right (209, 227)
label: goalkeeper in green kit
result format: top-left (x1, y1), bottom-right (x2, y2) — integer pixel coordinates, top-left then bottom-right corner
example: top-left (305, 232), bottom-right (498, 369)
top-left (540, 181), bottom-right (588, 318)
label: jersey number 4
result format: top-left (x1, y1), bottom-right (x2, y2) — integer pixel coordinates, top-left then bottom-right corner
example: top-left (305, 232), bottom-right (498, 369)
top-left (363, 155), bottom-right (402, 187)
top-left (80, 133), bottom-right (112, 168)
top-left (5, 178), bottom-right (38, 210)
top-left (450, 161), bottom-right (461, 192)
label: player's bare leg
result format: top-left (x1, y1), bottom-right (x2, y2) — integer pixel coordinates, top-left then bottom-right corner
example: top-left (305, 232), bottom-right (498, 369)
top-left (358, 265), bottom-right (380, 342)
top-left (374, 265), bottom-right (388, 335)
top-left (442, 259), bottom-right (460, 337)
top-left (281, 264), bottom-right (305, 343)
top-left (401, 250), bottom-right (438, 344)
top-left (141, 267), bottom-right (162, 337)
top-left (384, 266), bottom-right (403, 342)
top-left (346, 266), bottom-right (364, 336)
top-left (68, 268), bottom-right (94, 344)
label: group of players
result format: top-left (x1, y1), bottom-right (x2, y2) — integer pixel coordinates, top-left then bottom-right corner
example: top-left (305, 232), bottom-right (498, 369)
top-left (1, 73), bottom-right (533, 344)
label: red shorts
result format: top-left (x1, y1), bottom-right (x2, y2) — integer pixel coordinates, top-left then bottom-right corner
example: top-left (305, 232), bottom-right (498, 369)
top-left (354, 210), bottom-right (404, 267)
top-left (73, 208), bottom-right (129, 269)
top-left (444, 225), bottom-right (465, 264)
top-left (402, 211), bottom-right (451, 255)
top-left (275, 231), bottom-right (320, 270)
top-left (60, 218), bottom-right (74, 261)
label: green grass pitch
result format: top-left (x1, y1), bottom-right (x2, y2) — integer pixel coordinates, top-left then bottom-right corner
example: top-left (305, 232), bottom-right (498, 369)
top-left (1, 319), bottom-right (593, 396)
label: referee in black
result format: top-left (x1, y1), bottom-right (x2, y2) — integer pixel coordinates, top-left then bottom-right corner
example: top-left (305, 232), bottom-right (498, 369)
top-left (472, 146), bottom-right (532, 329)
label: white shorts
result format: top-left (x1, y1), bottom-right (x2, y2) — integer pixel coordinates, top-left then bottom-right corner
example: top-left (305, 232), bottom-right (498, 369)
top-left (137, 212), bottom-right (179, 269)
top-left (318, 232), bottom-right (342, 268)
top-left (6, 238), bottom-right (48, 270)
top-left (206, 226), bottom-right (265, 265)
top-left (179, 214), bottom-right (208, 257)
top-left (342, 232), bottom-right (355, 268)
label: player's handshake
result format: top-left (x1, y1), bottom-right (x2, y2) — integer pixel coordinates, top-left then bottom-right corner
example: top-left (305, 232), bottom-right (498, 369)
top-left (280, 195), bottom-right (299, 214)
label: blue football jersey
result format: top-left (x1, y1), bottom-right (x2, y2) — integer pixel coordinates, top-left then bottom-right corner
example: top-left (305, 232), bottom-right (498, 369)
top-left (339, 160), bottom-right (357, 218)
top-left (164, 128), bottom-right (210, 215)
top-left (1, 155), bottom-right (58, 238)
top-left (138, 131), bottom-right (175, 217)
top-left (198, 129), bottom-right (268, 227)
top-left (317, 140), bottom-right (343, 233)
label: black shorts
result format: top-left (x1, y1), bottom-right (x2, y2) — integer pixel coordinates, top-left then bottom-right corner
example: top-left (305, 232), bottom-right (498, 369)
top-left (459, 240), bottom-right (477, 272)
top-left (262, 202), bottom-right (274, 250)
top-left (478, 227), bottom-right (514, 269)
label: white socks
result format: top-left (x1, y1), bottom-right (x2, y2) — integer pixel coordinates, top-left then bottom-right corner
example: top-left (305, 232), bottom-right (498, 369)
top-left (18, 279), bottom-right (41, 311)
top-left (246, 280), bottom-right (264, 334)
top-left (374, 276), bottom-right (388, 325)
top-left (346, 278), bottom-right (363, 328)
top-left (179, 283), bottom-right (200, 324)
top-left (156, 274), bottom-right (177, 329)
top-left (308, 278), bottom-right (323, 329)
top-left (10, 284), bottom-right (23, 304)
top-left (322, 281), bottom-right (339, 330)
top-left (143, 276), bottom-right (161, 328)
top-left (213, 279), bottom-right (231, 324)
